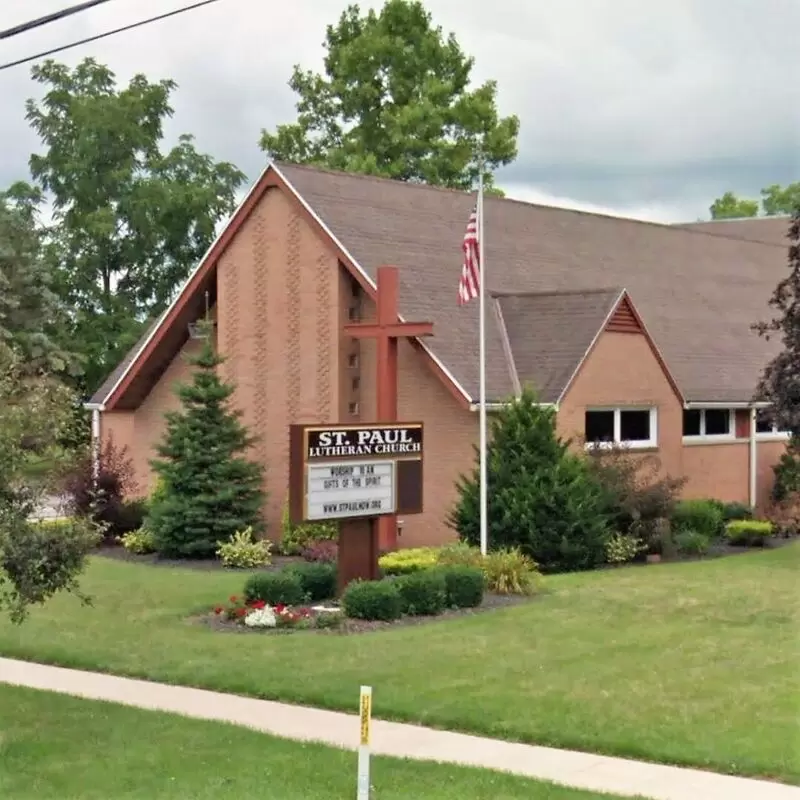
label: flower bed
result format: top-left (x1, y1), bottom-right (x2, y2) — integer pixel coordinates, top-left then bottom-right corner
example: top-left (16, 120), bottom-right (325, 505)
top-left (211, 595), bottom-right (343, 631)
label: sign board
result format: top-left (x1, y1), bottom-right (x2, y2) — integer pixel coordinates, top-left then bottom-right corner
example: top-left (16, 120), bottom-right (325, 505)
top-left (289, 423), bottom-right (424, 524)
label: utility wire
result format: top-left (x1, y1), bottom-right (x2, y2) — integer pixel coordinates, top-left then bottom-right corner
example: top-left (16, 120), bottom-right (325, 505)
top-left (0, 0), bottom-right (119, 41)
top-left (0, 0), bottom-right (225, 71)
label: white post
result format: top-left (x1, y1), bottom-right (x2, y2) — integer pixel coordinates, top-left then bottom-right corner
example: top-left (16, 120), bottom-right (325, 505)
top-left (357, 685), bottom-right (372, 800)
top-left (90, 406), bottom-right (102, 480)
top-left (749, 407), bottom-right (758, 509)
top-left (477, 165), bottom-right (488, 556)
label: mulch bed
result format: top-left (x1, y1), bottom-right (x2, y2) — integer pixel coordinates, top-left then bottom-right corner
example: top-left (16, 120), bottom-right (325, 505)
top-left (94, 544), bottom-right (304, 572)
top-left (193, 593), bottom-right (533, 636)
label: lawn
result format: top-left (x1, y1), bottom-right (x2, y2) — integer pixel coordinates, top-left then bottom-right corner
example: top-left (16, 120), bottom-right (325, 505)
top-left (0, 684), bottom-right (637, 800)
top-left (0, 544), bottom-right (798, 784)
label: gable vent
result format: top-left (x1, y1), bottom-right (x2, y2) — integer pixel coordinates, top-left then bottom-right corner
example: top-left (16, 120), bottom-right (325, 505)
top-left (605, 296), bottom-right (642, 334)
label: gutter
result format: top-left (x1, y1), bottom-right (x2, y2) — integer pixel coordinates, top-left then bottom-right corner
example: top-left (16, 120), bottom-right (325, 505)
top-left (749, 407), bottom-right (758, 509)
top-left (683, 401), bottom-right (771, 410)
top-left (469, 401), bottom-right (559, 412)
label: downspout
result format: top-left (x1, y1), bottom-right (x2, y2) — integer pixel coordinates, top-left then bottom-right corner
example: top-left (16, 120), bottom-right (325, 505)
top-left (84, 403), bottom-right (105, 480)
top-left (748, 406), bottom-right (757, 509)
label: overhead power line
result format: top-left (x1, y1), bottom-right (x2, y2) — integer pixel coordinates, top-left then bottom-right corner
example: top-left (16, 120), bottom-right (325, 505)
top-left (0, 0), bottom-right (119, 41)
top-left (0, 0), bottom-right (225, 72)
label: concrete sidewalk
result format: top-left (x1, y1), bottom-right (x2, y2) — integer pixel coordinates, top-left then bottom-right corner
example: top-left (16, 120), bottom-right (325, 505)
top-left (1, 657), bottom-right (797, 800)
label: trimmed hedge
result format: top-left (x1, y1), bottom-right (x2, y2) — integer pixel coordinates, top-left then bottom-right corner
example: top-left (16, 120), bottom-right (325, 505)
top-left (674, 529), bottom-right (710, 556)
top-left (396, 569), bottom-right (447, 616)
top-left (288, 562), bottom-right (337, 603)
top-left (725, 520), bottom-right (773, 547)
top-left (379, 547), bottom-right (439, 576)
top-left (440, 565), bottom-right (485, 608)
top-left (341, 579), bottom-right (402, 621)
top-left (243, 571), bottom-right (305, 606)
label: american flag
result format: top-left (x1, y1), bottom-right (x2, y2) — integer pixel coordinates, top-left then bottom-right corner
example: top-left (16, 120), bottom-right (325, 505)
top-left (457, 206), bottom-right (480, 305)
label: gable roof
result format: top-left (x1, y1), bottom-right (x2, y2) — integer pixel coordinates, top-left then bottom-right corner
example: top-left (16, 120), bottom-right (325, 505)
top-left (93, 161), bottom-right (787, 409)
top-left (677, 216), bottom-right (791, 248)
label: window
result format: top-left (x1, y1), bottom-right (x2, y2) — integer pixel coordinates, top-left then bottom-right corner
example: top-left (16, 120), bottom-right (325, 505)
top-left (352, 376), bottom-right (360, 391)
top-left (348, 402), bottom-right (359, 415)
top-left (585, 408), bottom-right (657, 448)
top-left (682, 408), bottom-right (733, 440)
top-left (348, 306), bottom-right (360, 321)
top-left (755, 409), bottom-right (789, 438)
top-left (347, 353), bottom-right (359, 368)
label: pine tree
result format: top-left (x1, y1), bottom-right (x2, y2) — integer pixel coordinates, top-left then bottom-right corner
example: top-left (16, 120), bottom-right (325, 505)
top-left (448, 388), bottom-right (611, 573)
top-left (754, 207), bottom-right (800, 499)
top-left (149, 340), bottom-right (265, 558)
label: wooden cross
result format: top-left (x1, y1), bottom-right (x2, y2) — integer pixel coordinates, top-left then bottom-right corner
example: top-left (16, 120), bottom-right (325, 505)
top-left (344, 265), bottom-right (433, 550)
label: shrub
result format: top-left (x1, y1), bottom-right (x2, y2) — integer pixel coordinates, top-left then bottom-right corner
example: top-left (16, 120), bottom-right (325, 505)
top-left (315, 609), bottom-right (344, 630)
top-left (772, 446), bottom-right (800, 502)
top-left (301, 539), bottom-right (338, 563)
top-left (149, 343), bottom-right (265, 559)
top-left (765, 495), bottom-right (800, 537)
top-left (120, 527), bottom-right (157, 555)
top-left (483, 548), bottom-right (541, 595)
top-left (288, 562), bottom-right (337, 602)
top-left (450, 389), bottom-right (612, 573)
top-left (437, 542), bottom-right (483, 568)
top-left (243, 570), bottom-right (305, 606)
top-left (216, 527), bottom-right (272, 568)
top-left (280, 502), bottom-right (337, 555)
top-left (671, 499), bottom-right (724, 539)
top-left (440, 565), bottom-right (485, 608)
top-left (379, 547), bottom-right (439, 576)
top-left (720, 501), bottom-right (753, 522)
top-left (395, 569), bottom-right (447, 616)
top-left (604, 532), bottom-right (647, 564)
top-left (674, 529), bottom-right (711, 556)
top-left (62, 438), bottom-right (139, 541)
top-left (725, 520), bottom-right (774, 547)
top-left (586, 444), bottom-right (686, 555)
top-left (341, 579), bottom-right (402, 621)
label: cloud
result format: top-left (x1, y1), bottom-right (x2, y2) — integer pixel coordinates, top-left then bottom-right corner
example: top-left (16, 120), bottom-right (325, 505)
top-left (1, 0), bottom-right (797, 223)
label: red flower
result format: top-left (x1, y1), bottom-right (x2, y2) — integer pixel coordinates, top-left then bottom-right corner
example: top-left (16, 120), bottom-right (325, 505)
top-left (275, 604), bottom-right (286, 614)
top-left (235, 607), bottom-right (247, 618)
top-left (213, 606), bottom-right (223, 615)
top-left (229, 596), bottom-right (238, 603)
top-left (252, 600), bottom-right (266, 610)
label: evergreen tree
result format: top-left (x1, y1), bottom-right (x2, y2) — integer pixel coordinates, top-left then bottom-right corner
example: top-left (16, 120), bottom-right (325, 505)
top-left (149, 340), bottom-right (265, 558)
top-left (754, 207), bottom-right (800, 499)
top-left (449, 388), bottom-right (611, 573)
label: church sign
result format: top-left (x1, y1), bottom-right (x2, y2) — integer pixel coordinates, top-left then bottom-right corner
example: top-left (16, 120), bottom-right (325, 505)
top-left (289, 423), bottom-right (424, 523)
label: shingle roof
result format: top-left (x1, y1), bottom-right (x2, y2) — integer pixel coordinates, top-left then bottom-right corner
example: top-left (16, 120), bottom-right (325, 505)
top-left (677, 217), bottom-right (791, 248)
top-left (89, 312), bottom-right (166, 405)
top-left (495, 288), bottom-right (622, 403)
top-left (278, 162), bottom-right (788, 404)
top-left (92, 163), bottom-right (790, 408)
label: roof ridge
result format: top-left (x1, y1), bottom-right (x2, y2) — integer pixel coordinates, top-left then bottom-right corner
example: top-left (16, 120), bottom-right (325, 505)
top-left (492, 287), bottom-right (622, 299)
top-left (274, 161), bottom-right (787, 245)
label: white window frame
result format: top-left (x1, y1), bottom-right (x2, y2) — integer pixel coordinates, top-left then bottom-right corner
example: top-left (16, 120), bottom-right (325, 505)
top-left (754, 415), bottom-right (791, 441)
top-left (584, 407), bottom-right (658, 450)
top-left (682, 408), bottom-right (735, 443)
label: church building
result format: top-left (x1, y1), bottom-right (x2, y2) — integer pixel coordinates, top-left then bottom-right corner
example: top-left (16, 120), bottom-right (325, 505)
top-left (87, 162), bottom-right (791, 549)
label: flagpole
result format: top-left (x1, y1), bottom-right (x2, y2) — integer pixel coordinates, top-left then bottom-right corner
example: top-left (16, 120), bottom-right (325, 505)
top-left (477, 161), bottom-right (488, 557)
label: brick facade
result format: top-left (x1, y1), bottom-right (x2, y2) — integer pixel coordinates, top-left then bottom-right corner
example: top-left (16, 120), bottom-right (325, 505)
top-left (100, 181), bottom-right (785, 549)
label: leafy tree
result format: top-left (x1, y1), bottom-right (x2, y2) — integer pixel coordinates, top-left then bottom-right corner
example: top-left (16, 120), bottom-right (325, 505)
top-left (709, 191), bottom-right (759, 220)
top-left (710, 183), bottom-right (800, 219)
top-left (24, 58), bottom-right (246, 393)
top-left (149, 338), bottom-right (265, 559)
top-left (0, 342), bottom-right (99, 623)
top-left (448, 388), bottom-right (611, 573)
top-left (260, 0), bottom-right (519, 192)
top-left (0, 182), bottom-right (76, 376)
top-left (754, 207), bottom-right (800, 497)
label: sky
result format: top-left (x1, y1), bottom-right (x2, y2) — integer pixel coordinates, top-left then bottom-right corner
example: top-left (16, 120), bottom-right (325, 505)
top-left (0, 0), bottom-right (797, 223)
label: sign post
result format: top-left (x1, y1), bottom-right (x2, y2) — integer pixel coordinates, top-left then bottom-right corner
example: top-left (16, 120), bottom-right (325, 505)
top-left (289, 422), bottom-right (425, 592)
top-left (357, 685), bottom-right (372, 800)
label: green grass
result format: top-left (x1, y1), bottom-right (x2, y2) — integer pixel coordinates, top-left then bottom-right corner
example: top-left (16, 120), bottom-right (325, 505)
top-left (0, 685), bottom-right (635, 800)
top-left (0, 545), bottom-right (798, 783)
